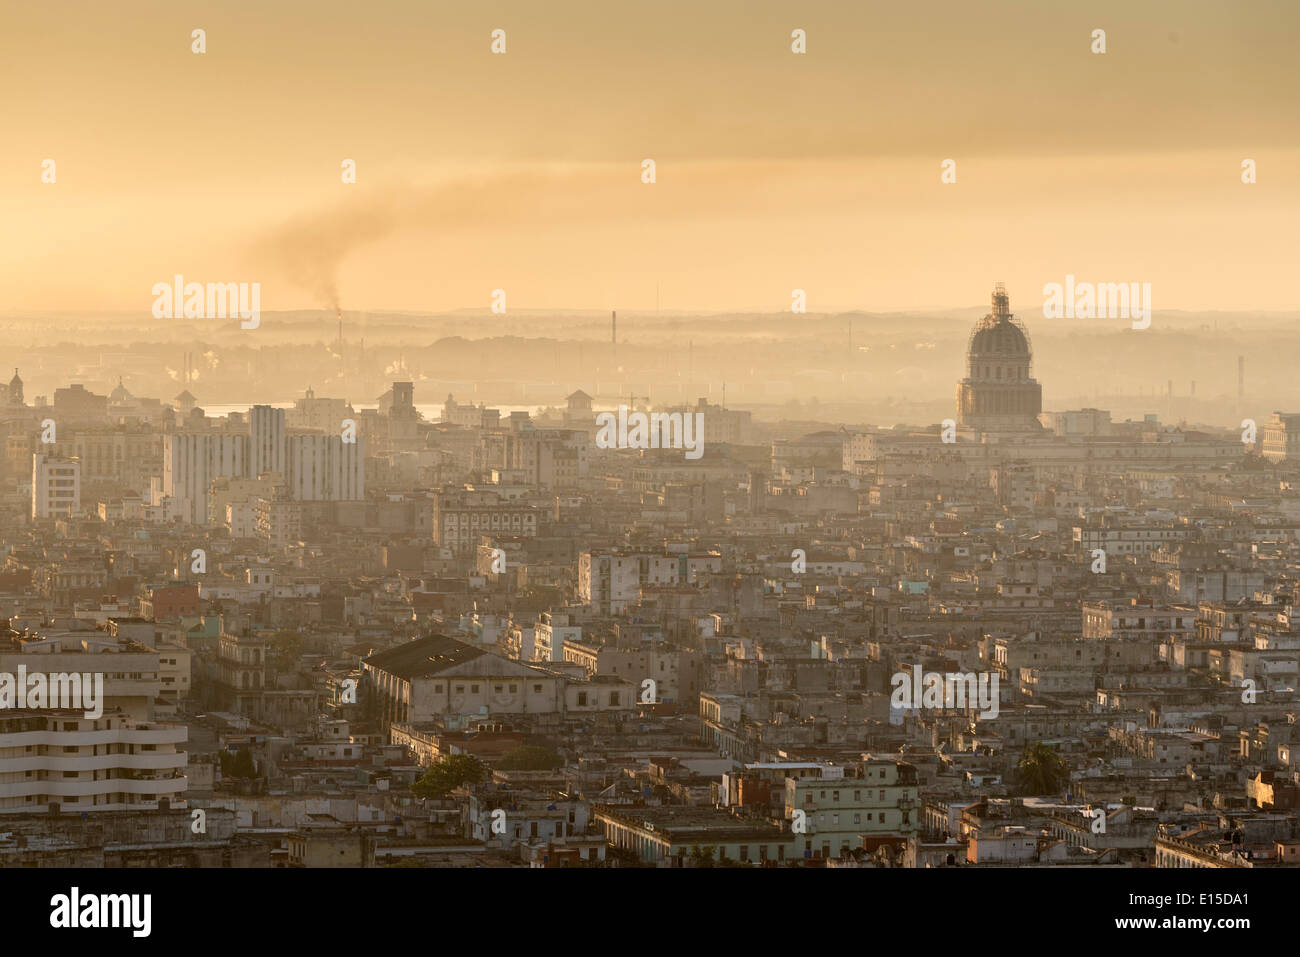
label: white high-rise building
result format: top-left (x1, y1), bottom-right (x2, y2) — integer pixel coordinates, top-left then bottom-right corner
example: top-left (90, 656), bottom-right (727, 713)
top-left (162, 406), bottom-right (363, 523)
top-left (286, 433), bottom-right (365, 501)
top-left (162, 433), bottom-right (248, 524)
top-left (31, 453), bottom-right (81, 519)
top-left (0, 628), bottom-right (187, 814)
top-left (250, 404), bottom-right (286, 477)
top-left (0, 711), bottom-right (188, 814)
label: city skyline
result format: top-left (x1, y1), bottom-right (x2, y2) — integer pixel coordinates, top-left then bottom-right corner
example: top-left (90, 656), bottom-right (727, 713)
top-left (0, 0), bottom-right (1292, 928)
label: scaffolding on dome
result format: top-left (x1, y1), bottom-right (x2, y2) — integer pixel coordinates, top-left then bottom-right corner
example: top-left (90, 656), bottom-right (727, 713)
top-left (965, 284), bottom-right (1035, 375)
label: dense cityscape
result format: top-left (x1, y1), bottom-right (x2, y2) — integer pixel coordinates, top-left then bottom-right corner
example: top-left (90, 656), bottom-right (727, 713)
top-left (5, 0), bottom-right (1294, 939)
top-left (2, 285), bottom-right (1299, 874)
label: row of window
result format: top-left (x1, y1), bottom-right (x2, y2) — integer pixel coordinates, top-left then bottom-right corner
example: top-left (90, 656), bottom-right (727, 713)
top-left (435, 682), bottom-right (545, 695)
top-left (806, 788), bottom-right (892, 802)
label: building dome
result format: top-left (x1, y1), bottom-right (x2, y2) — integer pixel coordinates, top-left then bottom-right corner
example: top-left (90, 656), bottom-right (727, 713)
top-left (955, 284), bottom-right (1043, 432)
top-left (969, 318), bottom-right (1030, 358)
top-left (7, 368), bottom-right (22, 405)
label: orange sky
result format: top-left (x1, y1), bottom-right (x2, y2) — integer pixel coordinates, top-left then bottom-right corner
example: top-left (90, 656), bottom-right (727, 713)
top-left (2, 0), bottom-right (1297, 314)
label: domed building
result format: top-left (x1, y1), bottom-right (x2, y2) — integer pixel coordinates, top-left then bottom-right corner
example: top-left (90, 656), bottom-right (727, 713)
top-left (956, 284), bottom-right (1043, 432)
top-left (109, 377), bottom-right (132, 405)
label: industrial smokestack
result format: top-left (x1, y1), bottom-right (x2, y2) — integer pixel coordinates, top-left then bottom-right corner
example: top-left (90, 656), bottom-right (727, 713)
top-left (1238, 356), bottom-right (1245, 398)
top-left (611, 310), bottom-right (617, 351)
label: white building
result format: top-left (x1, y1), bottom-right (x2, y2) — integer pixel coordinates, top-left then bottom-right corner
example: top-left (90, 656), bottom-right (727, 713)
top-left (250, 404), bottom-right (286, 477)
top-left (31, 453), bottom-right (80, 519)
top-left (0, 626), bottom-right (187, 814)
top-left (578, 550), bottom-right (724, 614)
top-left (533, 611), bottom-right (581, 663)
top-left (0, 710), bottom-right (187, 814)
top-left (0, 629), bottom-right (167, 721)
top-left (162, 409), bottom-right (363, 523)
top-left (286, 433), bottom-right (365, 501)
top-left (1261, 412), bottom-right (1300, 463)
top-left (162, 432), bottom-right (248, 524)
top-left (286, 388), bottom-right (353, 433)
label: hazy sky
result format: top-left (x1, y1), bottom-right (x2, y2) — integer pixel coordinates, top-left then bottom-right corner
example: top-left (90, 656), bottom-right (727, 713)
top-left (3, 0), bottom-right (1297, 314)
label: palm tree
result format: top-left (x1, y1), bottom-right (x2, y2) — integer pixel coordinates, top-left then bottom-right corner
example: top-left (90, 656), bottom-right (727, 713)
top-left (1014, 741), bottom-right (1069, 795)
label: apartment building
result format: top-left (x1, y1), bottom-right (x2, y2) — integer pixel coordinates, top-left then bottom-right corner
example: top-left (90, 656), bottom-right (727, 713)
top-left (1072, 523), bottom-right (1190, 556)
top-left (596, 805), bottom-right (790, 865)
top-left (0, 622), bottom-right (187, 815)
top-left (162, 406), bottom-right (363, 524)
top-left (1261, 412), bottom-right (1300, 463)
top-left (785, 762), bottom-right (919, 860)
top-left (433, 487), bottom-right (540, 550)
top-left (31, 454), bottom-right (81, 519)
top-left (504, 429), bottom-right (587, 489)
top-left (0, 710), bottom-right (188, 815)
top-left (285, 432), bottom-right (365, 501)
top-left (563, 640), bottom-right (707, 707)
top-left (0, 629), bottom-right (166, 721)
top-left (578, 550), bottom-right (723, 614)
top-left (162, 432), bottom-right (248, 524)
top-left (1081, 601), bottom-right (1196, 642)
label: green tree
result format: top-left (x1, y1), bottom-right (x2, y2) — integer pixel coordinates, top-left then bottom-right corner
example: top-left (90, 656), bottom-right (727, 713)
top-left (1014, 741), bottom-right (1069, 796)
top-left (496, 745), bottom-right (562, 771)
top-left (412, 754), bottom-right (486, 798)
top-left (689, 845), bottom-right (717, 868)
top-left (221, 747), bottom-right (257, 779)
top-left (267, 629), bottom-right (304, 671)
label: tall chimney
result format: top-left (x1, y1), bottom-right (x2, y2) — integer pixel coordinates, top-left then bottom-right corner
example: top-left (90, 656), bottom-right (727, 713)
top-left (611, 310), bottom-right (617, 354)
top-left (1238, 356), bottom-right (1245, 398)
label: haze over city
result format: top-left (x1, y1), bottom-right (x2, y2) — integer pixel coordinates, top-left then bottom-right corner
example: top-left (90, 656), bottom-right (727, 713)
top-left (0, 0), bottom-right (1294, 933)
